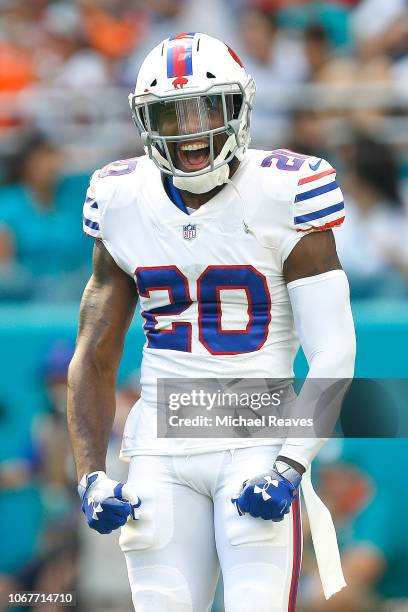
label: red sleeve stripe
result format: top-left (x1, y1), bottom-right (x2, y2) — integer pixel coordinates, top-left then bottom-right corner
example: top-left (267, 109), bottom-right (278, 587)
top-left (296, 216), bottom-right (345, 232)
top-left (288, 497), bottom-right (302, 612)
top-left (298, 168), bottom-right (336, 186)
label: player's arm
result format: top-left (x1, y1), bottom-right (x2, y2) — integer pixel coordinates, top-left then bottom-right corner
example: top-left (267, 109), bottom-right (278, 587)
top-left (276, 230), bottom-right (356, 472)
top-left (67, 240), bottom-right (141, 533)
top-left (232, 230), bottom-right (355, 520)
top-left (233, 159), bottom-right (355, 523)
top-left (67, 239), bottom-right (137, 480)
top-left (283, 229), bottom-right (341, 283)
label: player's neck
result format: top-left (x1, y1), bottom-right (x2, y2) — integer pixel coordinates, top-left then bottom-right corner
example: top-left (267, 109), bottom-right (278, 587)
top-left (174, 158), bottom-right (240, 210)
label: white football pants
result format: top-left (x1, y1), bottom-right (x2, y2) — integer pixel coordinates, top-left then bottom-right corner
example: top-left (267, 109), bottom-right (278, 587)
top-left (119, 446), bottom-right (302, 612)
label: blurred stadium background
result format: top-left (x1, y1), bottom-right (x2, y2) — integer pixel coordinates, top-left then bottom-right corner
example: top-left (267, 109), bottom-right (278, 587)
top-left (0, 0), bottom-right (408, 610)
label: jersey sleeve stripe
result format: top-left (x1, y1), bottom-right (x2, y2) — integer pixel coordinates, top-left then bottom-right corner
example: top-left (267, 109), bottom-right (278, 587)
top-left (294, 202), bottom-right (344, 224)
top-left (295, 181), bottom-right (338, 202)
top-left (83, 216), bottom-right (100, 231)
top-left (295, 187), bottom-right (343, 215)
top-left (298, 168), bottom-right (336, 185)
top-left (296, 215), bottom-right (345, 232)
top-left (86, 199), bottom-right (98, 209)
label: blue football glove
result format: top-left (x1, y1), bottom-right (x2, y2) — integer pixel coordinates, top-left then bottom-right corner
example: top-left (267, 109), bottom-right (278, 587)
top-left (78, 471), bottom-right (141, 534)
top-left (231, 460), bottom-right (302, 521)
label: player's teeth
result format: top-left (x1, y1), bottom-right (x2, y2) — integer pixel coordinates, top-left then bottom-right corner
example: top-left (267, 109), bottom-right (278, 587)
top-left (180, 143), bottom-right (208, 151)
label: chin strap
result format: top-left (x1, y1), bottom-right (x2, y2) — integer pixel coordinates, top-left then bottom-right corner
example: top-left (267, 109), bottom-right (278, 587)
top-left (146, 130), bottom-right (243, 195)
top-left (172, 133), bottom-right (237, 194)
top-left (173, 162), bottom-right (230, 194)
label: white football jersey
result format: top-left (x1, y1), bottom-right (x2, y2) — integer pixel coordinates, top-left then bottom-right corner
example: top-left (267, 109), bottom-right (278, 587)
top-left (83, 149), bottom-right (345, 456)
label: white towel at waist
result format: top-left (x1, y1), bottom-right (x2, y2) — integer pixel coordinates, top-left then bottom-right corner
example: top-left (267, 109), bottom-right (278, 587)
top-left (301, 467), bottom-right (347, 599)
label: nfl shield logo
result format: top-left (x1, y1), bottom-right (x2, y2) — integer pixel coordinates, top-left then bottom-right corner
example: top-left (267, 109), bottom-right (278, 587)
top-left (183, 223), bottom-right (196, 240)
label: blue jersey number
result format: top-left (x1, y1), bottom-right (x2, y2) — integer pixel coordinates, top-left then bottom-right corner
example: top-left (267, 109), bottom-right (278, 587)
top-left (136, 266), bottom-right (192, 351)
top-left (261, 149), bottom-right (308, 171)
top-left (135, 265), bottom-right (271, 355)
top-left (99, 158), bottom-right (138, 178)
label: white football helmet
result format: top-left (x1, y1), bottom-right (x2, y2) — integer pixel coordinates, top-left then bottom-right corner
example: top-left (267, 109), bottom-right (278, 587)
top-left (128, 32), bottom-right (256, 194)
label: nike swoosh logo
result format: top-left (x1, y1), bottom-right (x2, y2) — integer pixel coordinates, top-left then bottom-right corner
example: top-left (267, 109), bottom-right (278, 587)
top-left (309, 158), bottom-right (322, 171)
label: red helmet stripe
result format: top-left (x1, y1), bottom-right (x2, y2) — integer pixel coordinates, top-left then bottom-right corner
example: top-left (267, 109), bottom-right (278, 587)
top-left (227, 45), bottom-right (243, 67)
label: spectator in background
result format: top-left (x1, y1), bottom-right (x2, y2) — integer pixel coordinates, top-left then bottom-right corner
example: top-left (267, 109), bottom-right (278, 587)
top-left (30, 340), bottom-right (80, 610)
top-left (351, 0), bottom-right (408, 102)
top-left (0, 396), bottom-right (44, 609)
top-left (0, 339), bottom-right (80, 610)
top-left (301, 22), bottom-right (360, 119)
top-left (0, 39), bottom-right (34, 84)
top-left (336, 132), bottom-right (408, 298)
top-left (351, 0), bottom-right (408, 62)
top-left (0, 0), bottom-right (37, 128)
top-left (276, 0), bottom-right (352, 49)
top-left (237, 6), bottom-right (308, 147)
top-left (303, 23), bottom-right (330, 76)
top-left (80, 1), bottom-right (147, 64)
top-left (0, 133), bottom-right (92, 302)
top-left (39, 340), bottom-right (76, 490)
top-left (121, 0), bottom-right (236, 89)
top-left (302, 439), bottom-right (408, 611)
top-left (40, 2), bottom-right (111, 89)
top-left (238, 6), bottom-right (308, 83)
top-left (287, 109), bottom-right (333, 160)
top-left (295, 15), bottom-right (395, 133)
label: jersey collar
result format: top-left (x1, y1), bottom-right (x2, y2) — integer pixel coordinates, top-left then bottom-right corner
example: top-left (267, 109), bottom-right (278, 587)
top-left (165, 176), bottom-right (189, 215)
top-left (142, 156), bottom-right (248, 228)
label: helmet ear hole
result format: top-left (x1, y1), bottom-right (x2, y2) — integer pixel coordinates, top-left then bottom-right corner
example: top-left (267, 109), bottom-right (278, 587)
top-left (206, 72), bottom-right (216, 78)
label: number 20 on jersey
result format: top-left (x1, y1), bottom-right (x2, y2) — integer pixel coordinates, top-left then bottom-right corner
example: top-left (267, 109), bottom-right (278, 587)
top-left (135, 265), bottom-right (271, 356)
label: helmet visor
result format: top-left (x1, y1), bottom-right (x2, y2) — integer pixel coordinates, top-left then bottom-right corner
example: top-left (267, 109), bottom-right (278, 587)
top-left (140, 93), bottom-right (239, 138)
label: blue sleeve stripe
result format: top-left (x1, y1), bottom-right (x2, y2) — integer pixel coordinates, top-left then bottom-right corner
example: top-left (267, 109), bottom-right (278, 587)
top-left (295, 202), bottom-right (344, 224)
top-left (83, 216), bottom-right (100, 231)
top-left (85, 196), bottom-right (98, 209)
top-left (295, 181), bottom-right (338, 202)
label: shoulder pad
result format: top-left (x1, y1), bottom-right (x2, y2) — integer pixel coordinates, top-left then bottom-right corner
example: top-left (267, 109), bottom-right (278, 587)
top-left (294, 156), bottom-right (345, 232)
top-left (242, 149), bottom-right (345, 265)
top-left (82, 157), bottom-right (140, 239)
top-left (257, 149), bottom-right (345, 233)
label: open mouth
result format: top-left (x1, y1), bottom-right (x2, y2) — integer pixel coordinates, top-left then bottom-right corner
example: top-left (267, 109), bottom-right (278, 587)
top-left (176, 139), bottom-right (210, 172)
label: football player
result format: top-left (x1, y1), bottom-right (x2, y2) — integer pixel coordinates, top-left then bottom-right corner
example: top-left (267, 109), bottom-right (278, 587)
top-left (68, 33), bottom-right (356, 611)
